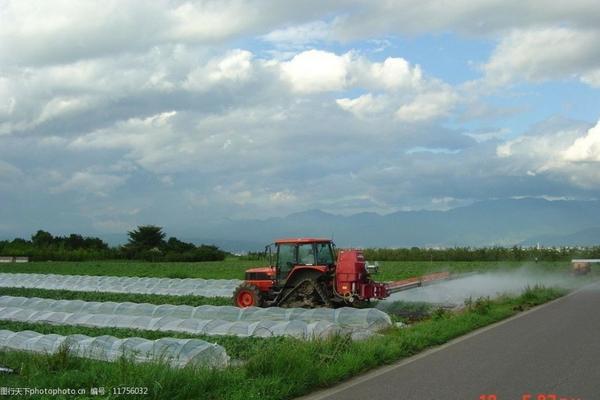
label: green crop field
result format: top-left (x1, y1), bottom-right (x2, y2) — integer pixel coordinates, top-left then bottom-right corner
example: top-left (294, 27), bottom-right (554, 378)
top-left (0, 258), bottom-right (253, 280)
top-left (0, 259), bottom-right (570, 281)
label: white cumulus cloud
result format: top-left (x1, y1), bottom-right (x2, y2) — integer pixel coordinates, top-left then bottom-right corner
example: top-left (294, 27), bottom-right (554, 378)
top-left (279, 50), bottom-right (424, 93)
top-left (495, 120), bottom-right (600, 188)
top-left (395, 88), bottom-right (458, 122)
top-left (483, 27), bottom-right (600, 86)
top-left (564, 120), bottom-right (600, 162)
top-left (368, 57), bottom-right (423, 90)
top-left (336, 94), bottom-right (387, 119)
top-left (280, 50), bottom-right (350, 93)
top-left (185, 49), bottom-right (254, 90)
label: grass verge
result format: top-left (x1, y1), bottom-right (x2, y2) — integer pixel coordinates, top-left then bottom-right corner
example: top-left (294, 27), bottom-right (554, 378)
top-left (0, 285), bottom-right (567, 400)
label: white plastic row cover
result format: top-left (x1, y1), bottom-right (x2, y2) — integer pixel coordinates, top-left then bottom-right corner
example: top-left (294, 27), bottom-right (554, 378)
top-left (0, 296), bottom-right (392, 330)
top-left (0, 305), bottom-right (354, 340)
top-left (0, 329), bottom-right (229, 368)
top-left (0, 273), bottom-right (241, 298)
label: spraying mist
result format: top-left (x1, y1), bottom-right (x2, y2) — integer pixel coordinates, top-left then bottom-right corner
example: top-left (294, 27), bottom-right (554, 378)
top-left (379, 267), bottom-right (583, 307)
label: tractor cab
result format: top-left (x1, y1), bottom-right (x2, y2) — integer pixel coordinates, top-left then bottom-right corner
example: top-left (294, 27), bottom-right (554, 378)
top-left (234, 238), bottom-right (336, 307)
top-left (269, 238), bottom-right (335, 282)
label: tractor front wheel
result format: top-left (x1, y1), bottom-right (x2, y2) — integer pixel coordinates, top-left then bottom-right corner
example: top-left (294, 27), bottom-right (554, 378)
top-left (233, 283), bottom-right (262, 308)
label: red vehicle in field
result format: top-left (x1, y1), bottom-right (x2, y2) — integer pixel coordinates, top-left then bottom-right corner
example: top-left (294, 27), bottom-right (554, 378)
top-left (233, 238), bottom-right (449, 308)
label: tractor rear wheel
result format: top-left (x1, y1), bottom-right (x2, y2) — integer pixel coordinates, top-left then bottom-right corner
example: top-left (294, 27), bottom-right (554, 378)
top-left (233, 283), bottom-right (262, 308)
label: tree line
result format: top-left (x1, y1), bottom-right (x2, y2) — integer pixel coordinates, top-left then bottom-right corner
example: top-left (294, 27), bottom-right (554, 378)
top-left (0, 226), bottom-right (226, 262)
top-left (2, 229), bottom-right (599, 262)
top-left (362, 246), bottom-right (600, 262)
top-left (244, 245), bottom-right (600, 262)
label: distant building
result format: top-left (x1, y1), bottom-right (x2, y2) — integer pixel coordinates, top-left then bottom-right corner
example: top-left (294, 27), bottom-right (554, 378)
top-left (0, 256), bottom-right (29, 263)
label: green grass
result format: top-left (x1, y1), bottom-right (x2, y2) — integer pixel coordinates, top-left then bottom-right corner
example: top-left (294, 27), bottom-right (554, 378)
top-left (0, 286), bottom-right (567, 400)
top-left (376, 300), bottom-right (434, 321)
top-left (0, 287), bottom-right (231, 307)
top-left (0, 259), bottom-right (570, 281)
top-left (0, 258), bottom-right (253, 280)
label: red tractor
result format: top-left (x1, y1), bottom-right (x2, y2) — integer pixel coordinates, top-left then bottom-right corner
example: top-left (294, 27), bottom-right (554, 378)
top-left (233, 238), bottom-right (449, 308)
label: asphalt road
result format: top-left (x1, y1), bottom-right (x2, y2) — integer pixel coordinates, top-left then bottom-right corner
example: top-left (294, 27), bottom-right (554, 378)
top-left (301, 283), bottom-right (600, 400)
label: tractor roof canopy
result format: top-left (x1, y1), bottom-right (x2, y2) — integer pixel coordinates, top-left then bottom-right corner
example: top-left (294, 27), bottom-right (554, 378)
top-left (275, 238), bottom-right (332, 245)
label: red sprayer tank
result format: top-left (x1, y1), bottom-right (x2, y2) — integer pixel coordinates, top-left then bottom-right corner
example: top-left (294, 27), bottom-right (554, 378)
top-left (335, 249), bottom-right (388, 301)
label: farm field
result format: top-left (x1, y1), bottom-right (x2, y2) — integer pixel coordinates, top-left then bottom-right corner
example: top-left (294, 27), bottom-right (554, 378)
top-left (0, 259), bottom-right (583, 400)
top-left (0, 259), bottom-right (252, 280)
top-left (0, 260), bottom-right (570, 309)
top-left (0, 259), bottom-right (570, 281)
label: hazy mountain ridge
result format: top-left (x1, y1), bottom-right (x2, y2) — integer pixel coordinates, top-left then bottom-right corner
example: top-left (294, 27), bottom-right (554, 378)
top-left (6, 199), bottom-right (596, 252)
top-left (189, 198), bottom-right (600, 251)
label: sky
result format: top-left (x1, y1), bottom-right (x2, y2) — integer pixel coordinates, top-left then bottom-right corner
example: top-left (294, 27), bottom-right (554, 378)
top-left (1, 0), bottom-right (600, 238)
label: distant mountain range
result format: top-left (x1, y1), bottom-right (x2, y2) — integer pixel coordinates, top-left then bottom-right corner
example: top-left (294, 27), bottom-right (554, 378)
top-left (54, 198), bottom-right (599, 252)
top-left (174, 198), bottom-right (600, 252)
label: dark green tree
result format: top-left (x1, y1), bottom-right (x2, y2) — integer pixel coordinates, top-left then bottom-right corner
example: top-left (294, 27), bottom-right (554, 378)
top-left (82, 236), bottom-right (109, 250)
top-left (163, 237), bottom-right (196, 253)
top-left (126, 225), bottom-right (166, 251)
top-left (63, 234), bottom-right (85, 250)
top-left (31, 230), bottom-right (54, 247)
